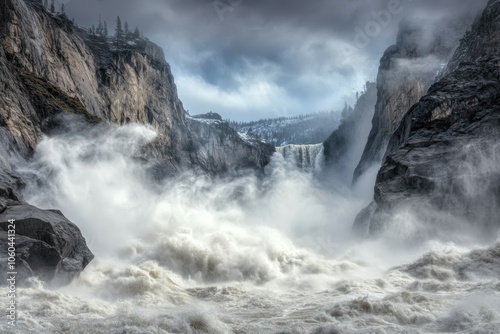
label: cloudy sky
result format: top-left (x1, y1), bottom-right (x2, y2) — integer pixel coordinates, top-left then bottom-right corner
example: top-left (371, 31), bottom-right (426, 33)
top-left (61, 0), bottom-right (486, 121)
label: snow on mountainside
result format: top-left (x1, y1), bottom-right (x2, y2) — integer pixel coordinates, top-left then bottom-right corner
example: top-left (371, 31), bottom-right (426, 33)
top-left (229, 111), bottom-right (342, 147)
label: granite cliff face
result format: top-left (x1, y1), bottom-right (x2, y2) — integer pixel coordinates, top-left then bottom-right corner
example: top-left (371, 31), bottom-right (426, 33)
top-left (354, 0), bottom-right (500, 237)
top-left (0, 0), bottom-right (273, 284)
top-left (0, 0), bottom-right (273, 172)
top-left (186, 113), bottom-right (275, 174)
top-left (352, 17), bottom-right (470, 183)
top-left (323, 82), bottom-right (377, 181)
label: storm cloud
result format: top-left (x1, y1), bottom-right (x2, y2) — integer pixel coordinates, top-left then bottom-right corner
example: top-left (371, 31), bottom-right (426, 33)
top-left (62, 0), bottom-right (486, 121)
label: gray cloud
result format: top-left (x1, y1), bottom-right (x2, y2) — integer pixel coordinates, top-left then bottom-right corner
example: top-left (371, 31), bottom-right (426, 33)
top-left (64, 0), bottom-right (487, 121)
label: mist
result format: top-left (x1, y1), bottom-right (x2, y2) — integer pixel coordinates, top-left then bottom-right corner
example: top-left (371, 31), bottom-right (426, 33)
top-left (21, 117), bottom-right (370, 286)
top-left (16, 115), bottom-right (495, 286)
top-left (2, 107), bottom-right (494, 332)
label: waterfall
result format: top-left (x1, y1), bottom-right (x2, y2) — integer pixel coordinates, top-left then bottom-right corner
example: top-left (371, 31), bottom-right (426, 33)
top-left (276, 143), bottom-right (324, 170)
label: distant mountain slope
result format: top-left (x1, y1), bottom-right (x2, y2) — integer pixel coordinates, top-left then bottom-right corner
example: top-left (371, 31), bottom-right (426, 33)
top-left (229, 111), bottom-right (341, 147)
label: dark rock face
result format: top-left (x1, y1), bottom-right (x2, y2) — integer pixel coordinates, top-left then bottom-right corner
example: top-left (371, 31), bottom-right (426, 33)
top-left (355, 0), bottom-right (500, 237)
top-left (0, 135), bottom-right (94, 285)
top-left (0, 125), bottom-right (92, 285)
top-left (0, 205), bottom-right (94, 285)
top-left (352, 17), bottom-right (470, 183)
top-left (187, 115), bottom-right (275, 174)
top-left (323, 82), bottom-right (377, 180)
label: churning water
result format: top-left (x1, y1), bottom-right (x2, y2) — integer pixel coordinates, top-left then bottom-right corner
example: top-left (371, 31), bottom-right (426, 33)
top-left (2, 123), bottom-right (500, 333)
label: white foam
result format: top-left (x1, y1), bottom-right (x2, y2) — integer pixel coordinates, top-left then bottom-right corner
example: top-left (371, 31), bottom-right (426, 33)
top-left (10, 122), bottom-right (500, 333)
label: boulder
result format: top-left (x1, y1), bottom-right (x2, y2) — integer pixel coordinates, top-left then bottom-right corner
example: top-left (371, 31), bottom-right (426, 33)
top-left (0, 204), bottom-right (94, 286)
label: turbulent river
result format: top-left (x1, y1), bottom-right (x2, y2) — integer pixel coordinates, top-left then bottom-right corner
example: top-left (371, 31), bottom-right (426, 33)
top-left (2, 124), bottom-right (500, 334)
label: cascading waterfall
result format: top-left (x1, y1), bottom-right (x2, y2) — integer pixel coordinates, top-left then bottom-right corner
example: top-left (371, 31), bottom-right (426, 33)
top-left (276, 143), bottom-right (324, 171)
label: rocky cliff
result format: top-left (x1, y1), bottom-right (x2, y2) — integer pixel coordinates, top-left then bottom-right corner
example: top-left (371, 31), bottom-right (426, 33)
top-left (1, 0), bottom-right (274, 173)
top-left (323, 82), bottom-right (377, 181)
top-left (0, 0), bottom-right (273, 284)
top-left (354, 0), bottom-right (500, 237)
top-left (352, 17), bottom-right (470, 183)
top-left (186, 113), bottom-right (275, 174)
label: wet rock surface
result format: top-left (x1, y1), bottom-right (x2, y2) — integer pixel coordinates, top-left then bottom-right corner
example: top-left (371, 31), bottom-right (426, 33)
top-left (353, 17), bottom-right (470, 182)
top-left (0, 205), bottom-right (94, 285)
top-left (355, 0), bottom-right (500, 237)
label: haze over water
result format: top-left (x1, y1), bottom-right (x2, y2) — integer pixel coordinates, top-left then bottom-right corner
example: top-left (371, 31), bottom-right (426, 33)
top-left (2, 123), bottom-right (498, 333)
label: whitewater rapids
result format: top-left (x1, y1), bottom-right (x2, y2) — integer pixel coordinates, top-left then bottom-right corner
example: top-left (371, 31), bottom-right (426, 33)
top-left (2, 123), bottom-right (499, 334)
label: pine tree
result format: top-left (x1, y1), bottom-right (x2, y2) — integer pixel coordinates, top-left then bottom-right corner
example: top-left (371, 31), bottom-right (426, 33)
top-left (60, 4), bottom-right (65, 16)
top-left (43, 0), bottom-right (48, 8)
top-left (50, 0), bottom-right (55, 13)
top-left (133, 27), bottom-right (140, 40)
top-left (97, 15), bottom-right (103, 36)
top-left (103, 21), bottom-right (108, 37)
top-left (114, 16), bottom-right (123, 47)
top-left (124, 22), bottom-right (130, 42)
